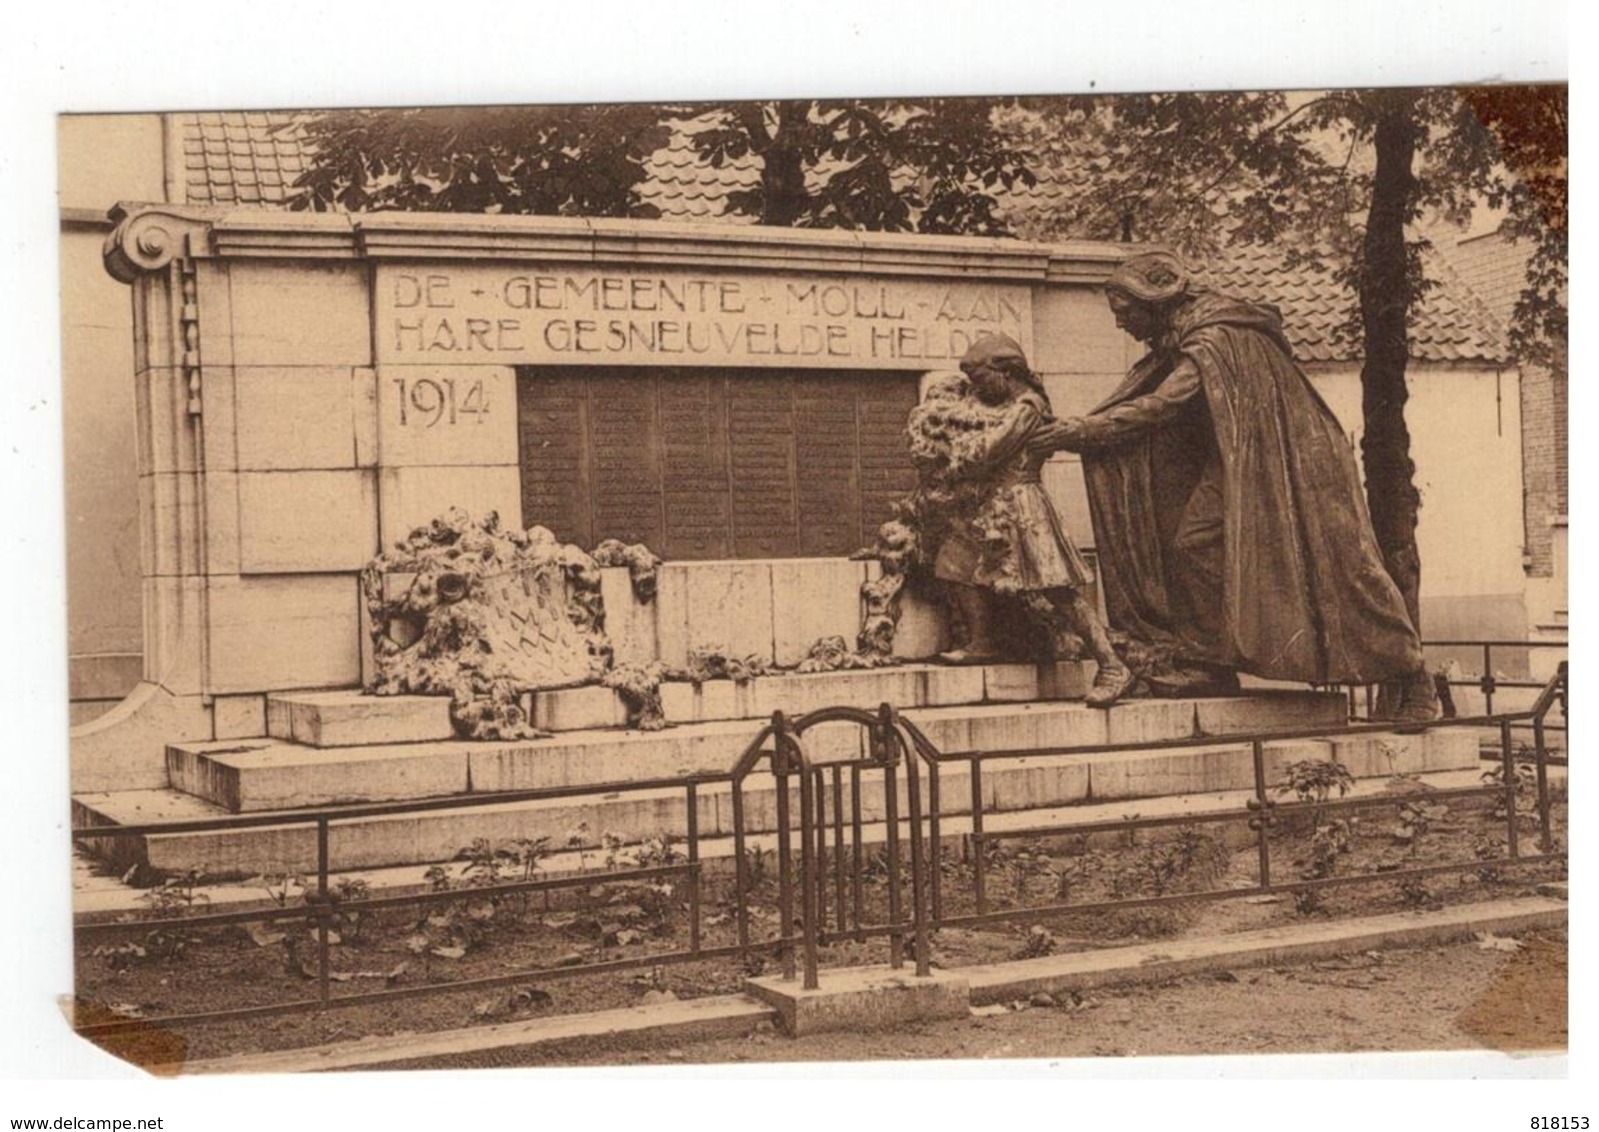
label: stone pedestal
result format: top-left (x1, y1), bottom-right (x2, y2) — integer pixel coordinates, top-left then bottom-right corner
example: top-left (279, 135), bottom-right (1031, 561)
top-left (745, 965), bottom-right (970, 1037)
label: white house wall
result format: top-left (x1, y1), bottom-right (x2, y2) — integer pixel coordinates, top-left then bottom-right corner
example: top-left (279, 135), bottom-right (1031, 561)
top-left (1308, 365), bottom-right (1527, 641)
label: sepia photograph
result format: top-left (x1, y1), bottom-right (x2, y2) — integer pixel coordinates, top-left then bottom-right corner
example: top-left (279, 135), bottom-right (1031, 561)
top-left (6, 1), bottom-right (1578, 1123)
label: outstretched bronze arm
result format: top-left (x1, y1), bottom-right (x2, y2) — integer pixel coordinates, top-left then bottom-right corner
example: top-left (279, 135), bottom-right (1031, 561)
top-left (1026, 358), bottom-right (1204, 455)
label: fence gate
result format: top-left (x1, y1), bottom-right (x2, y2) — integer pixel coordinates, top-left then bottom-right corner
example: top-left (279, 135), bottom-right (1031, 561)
top-left (728, 704), bottom-right (934, 990)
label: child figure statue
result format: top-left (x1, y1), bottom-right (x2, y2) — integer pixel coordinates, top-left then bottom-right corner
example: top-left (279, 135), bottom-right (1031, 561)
top-left (930, 335), bottom-right (1134, 708)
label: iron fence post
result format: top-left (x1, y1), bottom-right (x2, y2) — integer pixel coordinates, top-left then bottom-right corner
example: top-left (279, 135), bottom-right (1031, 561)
top-left (832, 765), bottom-right (847, 939)
top-left (686, 781), bottom-right (701, 953)
top-left (882, 713), bottom-right (904, 971)
top-left (850, 764), bottom-right (865, 941)
top-left (899, 723), bottom-right (932, 978)
top-left (316, 815), bottom-right (330, 1006)
top-left (1500, 718), bottom-right (1520, 858)
top-left (928, 753), bottom-right (943, 923)
top-left (1533, 715), bottom-right (1552, 854)
top-left (1248, 739), bottom-right (1273, 888)
top-left (773, 712), bottom-right (796, 982)
top-left (731, 777), bottom-right (750, 954)
top-left (813, 768), bottom-right (828, 939)
top-left (970, 758), bottom-right (986, 915)
top-left (797, 757), bottom-right (820, 991)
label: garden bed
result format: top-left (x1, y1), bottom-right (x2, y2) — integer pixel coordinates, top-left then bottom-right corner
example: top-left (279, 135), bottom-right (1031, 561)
top-left (74, 776), bottom-right (1565, 1065)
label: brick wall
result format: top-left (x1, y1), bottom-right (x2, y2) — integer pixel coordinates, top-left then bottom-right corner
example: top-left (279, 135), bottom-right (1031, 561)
top-left (1519, 361), bottom-right (1565, 578)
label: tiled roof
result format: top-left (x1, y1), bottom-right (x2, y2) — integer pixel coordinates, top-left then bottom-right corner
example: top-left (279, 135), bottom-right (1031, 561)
top-left (1198, 243), bottom-right (1504, 365)
top-left (176, 112), bottom-right (1504, 364)
top-left (180, 111), bottom-right (309, 206)
top-left (638, 127), bottom-right (762, 222)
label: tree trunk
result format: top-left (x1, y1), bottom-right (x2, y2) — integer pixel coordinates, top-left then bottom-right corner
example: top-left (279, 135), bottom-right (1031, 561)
top-left (759, 101), bottom-right (809, 227)
top-left (1358, 93), bottom-right (1427, 718)
top-left (1357, 92), bottom-right (1424, 633)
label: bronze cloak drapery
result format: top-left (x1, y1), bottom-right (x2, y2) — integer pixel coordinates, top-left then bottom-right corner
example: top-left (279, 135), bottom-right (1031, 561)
top-left (1080, 292), bottom-right (1423, 685)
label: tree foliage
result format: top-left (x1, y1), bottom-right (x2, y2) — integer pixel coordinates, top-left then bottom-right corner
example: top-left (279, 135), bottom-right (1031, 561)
top-left (289, 105), bottom-right (674, 217)
top-left (686, 98), bottom-right (1035, 233)
top-left (1002, 85), bottom-right (1567, 632)
top-left (1004, 85), bottom-right (1566, 365)
top-left (1457, 85), bottom-right (1568, 367)
top-left (289, 98), bottom-right (1036, 236)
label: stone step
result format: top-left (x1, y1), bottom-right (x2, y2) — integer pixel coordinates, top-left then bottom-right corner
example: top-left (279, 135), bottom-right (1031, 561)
top-left (171, 692), bottom-right (1349, 813)
top-left (266, 691), bottom-right (454, 747)
top-left (265, 661), bottom-right (1098, 748)
top-left (80, 726), bottom-right (1484, 877)
top-left (72, 766), bottom-right (1506, 921)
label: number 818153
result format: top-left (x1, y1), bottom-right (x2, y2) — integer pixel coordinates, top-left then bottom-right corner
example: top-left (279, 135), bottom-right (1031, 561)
top-left (1532, 1119), bottom-right (1589, 1129)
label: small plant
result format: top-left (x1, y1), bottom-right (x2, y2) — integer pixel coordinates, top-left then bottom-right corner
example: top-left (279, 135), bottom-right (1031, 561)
top-left (1292, 887), bottom-right (1326, 916)
top-left (458, 837), bottom-right (515, 887)
top-left (254, 872), bottom-right (306, 907)
top-left (1304, 818), bottom-right (1354, 881)
top-left (1014, 924), bottom-right (1056, 959)
top-left (1376, 739), bottom-right (1407, 778)
top-left (1392, 800), bottom-right (1449, 854)
top-left (507, 836), bottom-right (551, 882)
top-left (597, 831), bottom-right (683, 919)
top-left (1054, 852), bottom-right (1104, 901)
top-left (1278, 759), bottom-right (1356, 829)
top-left (600, 830), bottom-right (629, 872)
top-left (1397, 878), bottom-right (1434, 908)
top-left (139, 869), bottom-right (211, 918)
top-left (1002, 842), bottom-right (1057, 903)
top-left (1119, 813), bottom-right (1142, 849)
top-left (1481, 762), bottom-right (1537, 821)
top-left (740, 844), bottom-right (771, 889)
top-left (565, 822), bottom-right (594, 871)
top-left (1112, 826), bottom-right (1228, 898)
top-left (1472, 836), bottom-right (1507, 884)
top-left (332, 877), bottom-right (371, 944)
top-left (96, 870), bottom-right (213, 967)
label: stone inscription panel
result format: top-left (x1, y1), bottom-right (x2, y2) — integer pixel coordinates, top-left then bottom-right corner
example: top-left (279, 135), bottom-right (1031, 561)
top-left (377, 364), bottom-right (519, 467)
top-left (377, 266), bottom-right (1032, 369)
top-left (518, 368), bottom-right (918, 560)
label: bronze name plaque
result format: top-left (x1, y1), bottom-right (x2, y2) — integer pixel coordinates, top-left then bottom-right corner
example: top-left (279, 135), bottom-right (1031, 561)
top-left (518, 367), bottom-right (918, 559)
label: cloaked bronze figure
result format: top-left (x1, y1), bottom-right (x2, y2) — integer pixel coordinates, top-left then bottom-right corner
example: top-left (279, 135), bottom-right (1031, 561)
top-left (1030, 252), bottom-right (1437, 721)
top-left (931, 335), bottom-right (1135, 708)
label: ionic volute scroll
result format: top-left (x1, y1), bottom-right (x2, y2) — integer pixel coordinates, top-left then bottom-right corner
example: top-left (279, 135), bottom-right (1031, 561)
top-left (102, 204), bottom-right (216, 284)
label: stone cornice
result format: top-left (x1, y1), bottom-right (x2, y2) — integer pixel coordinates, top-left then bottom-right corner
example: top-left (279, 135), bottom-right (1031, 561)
top-left (105, 202), bottom-right (1130, 285)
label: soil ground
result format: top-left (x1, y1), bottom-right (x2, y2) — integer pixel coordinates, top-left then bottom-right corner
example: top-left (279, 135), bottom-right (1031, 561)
top-left (396, 930), bottom-right (1566, 1070)
top-left (74, 787), bottom-right (1566, 1067)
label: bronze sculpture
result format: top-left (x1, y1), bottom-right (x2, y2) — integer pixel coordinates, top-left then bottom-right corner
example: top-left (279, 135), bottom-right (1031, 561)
top-left (1030, 252), bottom-right (1438, 721)
top-left (930, 336), bottom-right (1135, 707)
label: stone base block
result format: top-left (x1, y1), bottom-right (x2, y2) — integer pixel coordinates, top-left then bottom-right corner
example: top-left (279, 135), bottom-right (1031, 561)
top-left (266, 691), bottom-right (454, 747)
top-left (1194, 692), bottom-right (1347, 735)
top-left (529, 685), bottom-right (630, 731)
top-left (745, 965), bottom-right (970, 1037)
top-left (168, 738), bottom-right (470, 812)
top-left (71, 684), bottom-right (214, 793)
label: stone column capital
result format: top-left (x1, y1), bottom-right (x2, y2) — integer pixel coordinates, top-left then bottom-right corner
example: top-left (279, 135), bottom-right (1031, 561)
top-left (102, 203), bottom-right (220, 283)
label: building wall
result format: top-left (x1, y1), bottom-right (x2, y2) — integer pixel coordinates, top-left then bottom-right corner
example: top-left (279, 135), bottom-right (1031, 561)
top-left (1307, 363), bottom-right (1529, 643)
top-left (59, 114), bottom-right (167, 723)
top-left (1519, 360), bottom-right (1566, 581)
